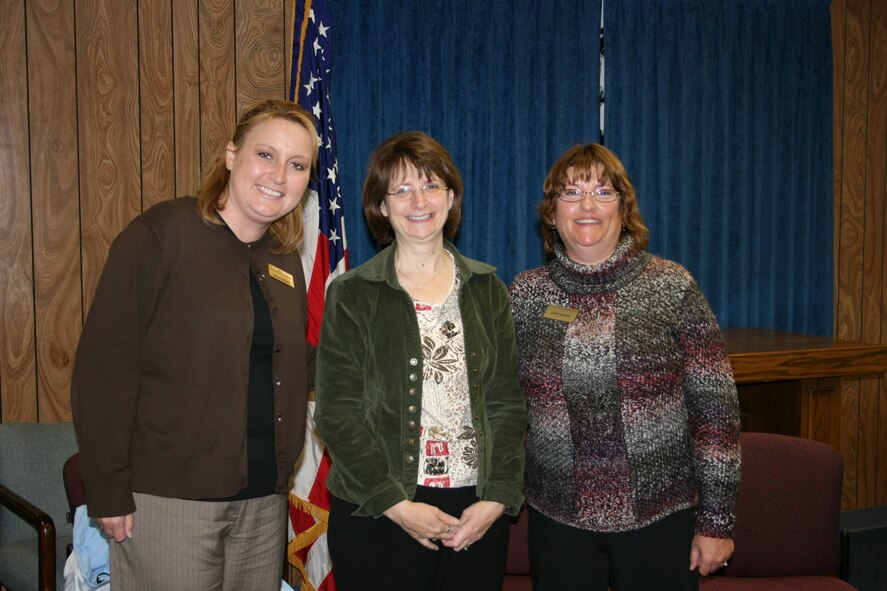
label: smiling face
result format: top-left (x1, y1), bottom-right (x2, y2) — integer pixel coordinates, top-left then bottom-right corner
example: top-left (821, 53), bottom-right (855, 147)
top-left (379, 163), bottom-right (454, 247)
top-left (219, 116), bottom-right (314, 242)
top-left (554, 168), bottom-right (623, 265)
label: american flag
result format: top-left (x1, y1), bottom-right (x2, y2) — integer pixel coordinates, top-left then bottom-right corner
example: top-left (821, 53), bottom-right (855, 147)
top-left (287, 0), bottom-right (344, 589)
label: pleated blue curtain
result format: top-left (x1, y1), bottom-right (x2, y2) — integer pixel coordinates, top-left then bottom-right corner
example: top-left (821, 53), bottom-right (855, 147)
top-left (604, 0), bottom-right (833, 334)
top-left (331, 0), bottom-right (602, 282)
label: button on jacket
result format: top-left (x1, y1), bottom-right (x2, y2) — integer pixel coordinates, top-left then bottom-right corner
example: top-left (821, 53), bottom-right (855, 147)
top-left (72, 197), bottom-right (315, 517)
top-left (315, 241), bottom-right (527, 517)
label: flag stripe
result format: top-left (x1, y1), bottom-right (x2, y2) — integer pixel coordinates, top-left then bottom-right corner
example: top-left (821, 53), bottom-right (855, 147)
top-left (288, 0), bottom-right (344, 589)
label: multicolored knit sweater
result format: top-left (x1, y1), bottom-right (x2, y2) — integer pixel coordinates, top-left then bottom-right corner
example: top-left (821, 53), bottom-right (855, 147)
top-left (509, 235), bottom-right (740, 538)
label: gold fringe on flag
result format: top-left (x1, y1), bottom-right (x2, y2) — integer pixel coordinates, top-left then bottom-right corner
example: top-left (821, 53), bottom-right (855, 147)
top-left (287, 491), bottom-right (330, 591)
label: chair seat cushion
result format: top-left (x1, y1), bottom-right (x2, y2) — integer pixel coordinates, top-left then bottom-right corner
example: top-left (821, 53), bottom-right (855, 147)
top-left (0, 534), bottom-right (72, 591)
top-left (700, 575), bottom-right (858, 591)
top-left (502, 574), bottom-right (534, 591)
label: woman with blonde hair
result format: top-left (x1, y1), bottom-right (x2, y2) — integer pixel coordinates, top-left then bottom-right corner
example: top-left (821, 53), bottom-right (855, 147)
top-left (73, 98), bottom-right (318, 590)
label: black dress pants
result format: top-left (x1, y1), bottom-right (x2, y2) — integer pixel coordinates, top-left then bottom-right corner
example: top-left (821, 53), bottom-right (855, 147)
top-left (529, 506), bottom-right (699, 591)
top-left (328, 486), bottom-right (509, 591)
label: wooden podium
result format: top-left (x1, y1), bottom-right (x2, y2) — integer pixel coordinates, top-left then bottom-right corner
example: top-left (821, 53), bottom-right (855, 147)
top-left (723, 328), bottom-right (887, 508)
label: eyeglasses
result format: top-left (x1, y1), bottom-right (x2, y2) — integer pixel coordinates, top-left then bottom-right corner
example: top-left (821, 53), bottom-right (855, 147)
top-left (558, 188), bottom-right (621, 203)
top-left (386, 183), bottom-right (448, 198)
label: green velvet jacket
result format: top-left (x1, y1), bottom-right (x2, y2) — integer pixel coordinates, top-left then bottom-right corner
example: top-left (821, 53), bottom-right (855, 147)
top-left (315, 241), bottom-right (527, 517)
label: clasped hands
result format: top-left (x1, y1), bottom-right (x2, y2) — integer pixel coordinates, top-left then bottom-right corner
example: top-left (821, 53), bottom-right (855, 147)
top-left (383, 499), bottom-right (506, 552)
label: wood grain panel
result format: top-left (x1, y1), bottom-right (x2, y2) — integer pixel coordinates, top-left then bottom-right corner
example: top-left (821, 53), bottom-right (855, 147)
top-left (199, 0), bottom-right (236, 171)
top-left (173, 0), bottom-right (201, 196)
top-left (236, 0), bottom-right (287, 111)
top-left (862, 1), bottom-right (886, 347)
top-left (803, 378), bottom-right (843, 450)
top-left (840, 377), bottom-right (861, 508)
top-left (0, 0), bottom-right (37, 423)
top-left (835, 0), bottom-right (869, 344)
top-left (27, 0), bottom-right (81, 422)
top-left (858, 376), bottom-right (880, 506)
top-left (285, 0), bottom-right (294, 99)
top-left (834, 0), bottom-right (870, 511)
top-left (858, 0), bottom-right (887, 509)
top-left (140, 1), bottom-right (175, 208)
top-left (76, 0), bottom-right (141, 312)
top-left (870, 0), bottom-right (887, 507)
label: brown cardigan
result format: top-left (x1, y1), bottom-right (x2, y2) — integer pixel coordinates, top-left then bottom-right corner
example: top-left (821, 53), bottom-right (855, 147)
top-left (72, 197), bottom-right (315, 517)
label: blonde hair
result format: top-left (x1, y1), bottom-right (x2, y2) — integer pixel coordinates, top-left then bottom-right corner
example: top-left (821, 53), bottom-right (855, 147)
top-left (196, 99), bottom-right (318, 254)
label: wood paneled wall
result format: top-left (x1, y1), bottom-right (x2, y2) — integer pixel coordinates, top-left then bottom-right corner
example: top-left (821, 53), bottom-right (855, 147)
top-left (832, 0), bottom-right (887, 508)
top-left (1, 0), bottom-right (885, 507)
top-left (0, 0), bottom-right (294, 423)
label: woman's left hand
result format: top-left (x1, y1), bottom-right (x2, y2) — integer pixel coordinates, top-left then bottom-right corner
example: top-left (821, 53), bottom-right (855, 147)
top-left (690, 534), bottom-right (734, 576)
top-left (442, 501), bottom-right (506, 552)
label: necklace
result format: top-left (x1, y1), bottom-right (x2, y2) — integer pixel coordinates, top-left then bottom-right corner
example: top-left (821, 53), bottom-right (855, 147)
top-left (396, 252), bottom-right (448, 290)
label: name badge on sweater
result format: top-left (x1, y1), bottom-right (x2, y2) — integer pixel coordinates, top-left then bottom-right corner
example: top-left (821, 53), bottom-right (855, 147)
top-left (268, 264), bottom-right (295, 288)
top-left (543, 304), bottom-right (579, 323)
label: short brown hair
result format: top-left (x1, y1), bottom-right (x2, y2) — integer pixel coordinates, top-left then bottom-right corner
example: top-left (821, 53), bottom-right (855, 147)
top-left (196, 98), bottom-right (318, 254)
top-left (362, 131), bottom-right (463, 245)
top-left (539, 144), bottom-right (650, 256)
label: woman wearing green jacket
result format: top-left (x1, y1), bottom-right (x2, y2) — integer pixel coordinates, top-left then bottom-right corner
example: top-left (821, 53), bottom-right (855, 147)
top-left (315, 131), bottom-right (527, 591)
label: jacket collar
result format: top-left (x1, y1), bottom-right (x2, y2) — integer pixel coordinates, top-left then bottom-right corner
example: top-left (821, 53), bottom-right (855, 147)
top-left (355, 240), bottom-right (496, 290)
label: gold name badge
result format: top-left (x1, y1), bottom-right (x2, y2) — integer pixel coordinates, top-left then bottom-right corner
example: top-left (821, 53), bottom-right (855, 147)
top-left (268, 264), bottom-right (295, 288)
top-left (543, 304), bottom-right (579, 323)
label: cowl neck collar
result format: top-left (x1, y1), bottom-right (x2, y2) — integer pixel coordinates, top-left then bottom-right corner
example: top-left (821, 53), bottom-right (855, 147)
top-left (548, 234), bottom-right (649, 294)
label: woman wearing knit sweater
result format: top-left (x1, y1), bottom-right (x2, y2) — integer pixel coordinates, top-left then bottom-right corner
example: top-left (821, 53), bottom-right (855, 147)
top-left (509, 144), bottom-right (740, 591)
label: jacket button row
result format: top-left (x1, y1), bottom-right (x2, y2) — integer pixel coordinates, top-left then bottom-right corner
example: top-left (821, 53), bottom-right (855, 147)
top-left (409, 373), bottom-right (418, 382)
top-left (407, 405), bottom-right (417, 414)
top-left (406, 455), bottom-right (415, 464)
top-left (408, 387), bottom-right (417, 396)
top-left (258, 273), bottom-right (265, 281)
top-left (407, 420), bottom-right (416, 429)
top-left (274, 378), bottom-right (282, 387)
top-left (407, 438), bottom-right (415, 446)
top-left (409, 357), bottom-right (419, 366)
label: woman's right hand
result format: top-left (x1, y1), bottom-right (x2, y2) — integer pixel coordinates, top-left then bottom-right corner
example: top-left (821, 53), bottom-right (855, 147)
top-left (383, 500), bottom-right (461, 550)
top-left (97, 514), bottom-right (134, 542)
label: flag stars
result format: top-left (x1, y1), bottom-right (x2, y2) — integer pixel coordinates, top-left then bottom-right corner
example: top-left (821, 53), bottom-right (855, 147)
top-left (328, 229), bottom-right (340, 245)
top-left (303, 74), bottom-right (319, 96)
top-left (313, 102), bottom-right (322, 119)
top-left (313, 37), bottom-right (322, 55)
top-left (326, 165), bottom-right (337, 184)
top-left (318, 22), bottom-right (329, 37)
top-left (328, 198), bottom-right (341, 215)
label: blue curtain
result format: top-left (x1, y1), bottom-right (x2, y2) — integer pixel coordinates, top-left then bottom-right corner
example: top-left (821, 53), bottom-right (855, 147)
top-left (331, 0), bottom-right (602, 282)
top-left (604, 0), bottom-right (833, 334)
